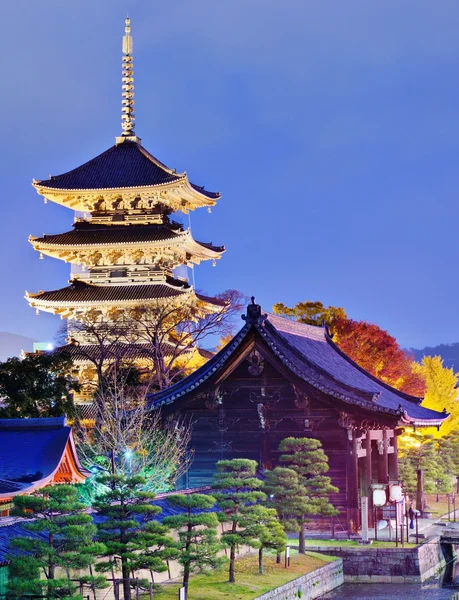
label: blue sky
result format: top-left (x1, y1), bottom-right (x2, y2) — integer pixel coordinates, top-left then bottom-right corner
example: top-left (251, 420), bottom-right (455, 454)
top-left (3, 0), bottom-right (459, 349)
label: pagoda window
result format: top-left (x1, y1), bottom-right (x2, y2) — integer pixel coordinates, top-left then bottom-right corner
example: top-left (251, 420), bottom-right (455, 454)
top-left (113, 213), bottom-right (125, 222)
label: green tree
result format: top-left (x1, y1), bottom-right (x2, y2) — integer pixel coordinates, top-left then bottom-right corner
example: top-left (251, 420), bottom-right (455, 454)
top-left (264, 467), bottom-right (315, 556)
top-left (211, 459), bottom-right (265, 583)
top-left (438, 431), bottom-right (459, 481)
top-left (399, 434), bottom-right (452, 495)
top-left (8, 485), bottom-right (105, 599)
top-left (162, 494), bottom-right (223, 599)
top-left (277, 438), bottom-right (338, 553)
top-left (413, 356), bottom-right (458, 436)
top-left (130, 520), bottom-right (177, 592)
top-left (240, 505), bottom-right (286, 574)
top-left (93, 474), bottom-right (160, 600)
top-left (0, 351), bottom-right (77, 418)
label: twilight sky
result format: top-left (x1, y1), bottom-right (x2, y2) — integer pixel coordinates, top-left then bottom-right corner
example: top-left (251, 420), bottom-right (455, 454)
top-left (3, 0), bottom-right (459, 349)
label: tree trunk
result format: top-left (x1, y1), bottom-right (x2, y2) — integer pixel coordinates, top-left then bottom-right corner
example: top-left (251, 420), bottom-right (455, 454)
top-left (122, 558), bottom-right (131, 600)
top-left (276, 552), bottom-right (281, 564)
top-left (258, 547), bottom-right (263, 575)
top-left (183, 520), bottom-right (192, 597)
top-left (229, 545), bottom-right (236, 583)
top-left (299, 522), bottom-right (305, 554)
top-left (229, 520), bottom-right (237, 583)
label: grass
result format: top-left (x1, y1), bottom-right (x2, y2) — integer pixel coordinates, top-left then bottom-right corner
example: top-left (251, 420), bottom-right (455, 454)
top-left (152, 551), bottom-right (333, 599)
top-left (425, 494), bottom-right (454, 518)
top-left (303, 539), bottom-right (416, 548)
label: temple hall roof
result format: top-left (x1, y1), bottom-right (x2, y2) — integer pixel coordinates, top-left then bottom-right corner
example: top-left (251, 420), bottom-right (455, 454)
top-left (0, 417), bottom-right (86, 500)
top-left (147, 305), bottom-right (448, 428)
top-left (33, 141), bottom-right (219, 199)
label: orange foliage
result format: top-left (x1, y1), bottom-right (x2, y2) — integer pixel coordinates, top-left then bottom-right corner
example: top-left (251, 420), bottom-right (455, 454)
top-left (333, 318), bottom-right (425, 396)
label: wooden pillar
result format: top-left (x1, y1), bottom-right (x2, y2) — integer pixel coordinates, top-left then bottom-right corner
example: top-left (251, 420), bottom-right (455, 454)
top-left (347, 430), bottom-right (360, 533)
top-left (388, 430), bottom-right (399, 480)
top-left (382, 430), bottom-right (389, 483)
top-left (364, 432), bottom-right (373, 527)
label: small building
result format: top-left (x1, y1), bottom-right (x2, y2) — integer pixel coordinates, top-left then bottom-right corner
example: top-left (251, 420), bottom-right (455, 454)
top-left (147, 300), bottom-right (448, 533)
top-left (0, 417), bottom-right (87, 516)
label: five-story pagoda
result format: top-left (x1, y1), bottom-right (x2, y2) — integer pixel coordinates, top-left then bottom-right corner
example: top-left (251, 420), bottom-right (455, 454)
top-left (26, 18), bottom-right (225, 402)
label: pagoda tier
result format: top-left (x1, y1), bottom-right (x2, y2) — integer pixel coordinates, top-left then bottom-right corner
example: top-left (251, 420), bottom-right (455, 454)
top-left (26, 277), bottom-right (225, 319)
top-left (29, 221), bottom-right (224, 269)
top-left (32, 140), bottom-right (220, 214)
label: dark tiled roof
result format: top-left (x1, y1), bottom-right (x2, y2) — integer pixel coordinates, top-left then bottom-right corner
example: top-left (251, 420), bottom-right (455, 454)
top-left (33, 221), bottom-right (224, 254)
top-left (34, 141), bottom-right (219, 199)
top-left (147, 309), bottom-right (447, 426)
top-left (59, 342), bottom-right (177, 362)
top-left (29, 279), bottom-right (192, 304)
top-left (0, 417), bottom-right (70, 487)
top-left (34, 222), bottom-right (184, 246)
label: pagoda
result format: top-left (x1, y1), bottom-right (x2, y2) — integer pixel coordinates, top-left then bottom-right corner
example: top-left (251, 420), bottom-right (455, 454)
top-left (26, 18), bottom-right (225, 401)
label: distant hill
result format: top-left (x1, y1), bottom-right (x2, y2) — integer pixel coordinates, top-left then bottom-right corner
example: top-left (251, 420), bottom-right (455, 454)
top-left (0, 332), bottom-right (35, 362)
top-left (409, 343), bottom-right (459, 373)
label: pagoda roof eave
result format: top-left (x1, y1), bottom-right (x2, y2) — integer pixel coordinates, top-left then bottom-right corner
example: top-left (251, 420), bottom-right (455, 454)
top-left (29, 227), bottom-right (225, 259)
top-left (25, 280), bottom-right (226, 312)
top-left (32, 141), bottom-right (220, 208)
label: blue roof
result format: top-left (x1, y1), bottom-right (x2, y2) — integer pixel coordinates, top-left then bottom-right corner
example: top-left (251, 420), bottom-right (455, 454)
top-left (0, 418), bottom-right (80, 496)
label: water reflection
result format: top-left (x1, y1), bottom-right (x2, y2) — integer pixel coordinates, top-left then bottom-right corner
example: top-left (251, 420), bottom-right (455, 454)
top-left (321, 560), bottom-right (459, 600)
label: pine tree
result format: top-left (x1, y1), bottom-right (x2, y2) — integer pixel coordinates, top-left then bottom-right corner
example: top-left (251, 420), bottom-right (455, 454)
top-left (130, 520), bottom-right (178, 594)
top-left (239, 505), bottom-right (286, 574)
top-left (211, 459), bottom-right (265, 583)
top-left (277, 438), bottom-right (338, 553)
top-left (162, 494), bottom-right (223, 599)
top-left (264, 467), bottom-right (314, 557)
top-left (8, 485), bottom-right (105, 599)
top-left (399, 434), bottom-right (451, 495)
top-left (93, 474), bottom-right (160, 600)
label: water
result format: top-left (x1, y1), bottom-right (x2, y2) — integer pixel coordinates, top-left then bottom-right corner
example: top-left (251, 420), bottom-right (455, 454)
top-left (321, 560), bottom-right (459, 600)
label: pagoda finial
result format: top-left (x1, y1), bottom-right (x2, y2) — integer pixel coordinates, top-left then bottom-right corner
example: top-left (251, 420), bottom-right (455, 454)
top-left (121, 16), bottom-right (135, 137)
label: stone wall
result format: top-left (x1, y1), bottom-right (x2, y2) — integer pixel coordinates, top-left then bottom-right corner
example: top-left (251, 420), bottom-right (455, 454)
top-left (254, 558), bottom-right (343, 600)
top-left (303, 537), bottom-right (454, 584)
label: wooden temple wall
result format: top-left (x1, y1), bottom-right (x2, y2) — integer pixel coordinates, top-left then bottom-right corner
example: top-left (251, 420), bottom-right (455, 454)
top-left (174, 358), bottom-right (400, 533)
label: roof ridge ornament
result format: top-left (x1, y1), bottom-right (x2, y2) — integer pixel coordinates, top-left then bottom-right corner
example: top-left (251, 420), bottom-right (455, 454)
top-left (116, 17), bottom-right (141, 145)
top-left (242, 296), bottom-right (267, 326)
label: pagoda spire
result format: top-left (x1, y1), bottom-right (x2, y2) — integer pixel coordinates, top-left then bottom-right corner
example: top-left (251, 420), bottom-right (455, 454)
top-left (121, 17), bottom-right (136, 138)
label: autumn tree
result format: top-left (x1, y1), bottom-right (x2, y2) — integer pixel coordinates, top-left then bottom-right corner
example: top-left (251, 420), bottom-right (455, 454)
top-left (413, 356), bottom-right (458, 435)
top-left (273, 300), bottom-right (347, 328)
top-left (211, 459), bottom-right (265, 583)
top-left (162, 494), bottom-right (223, 599)
top-left (277, 438), bottom-right (338, 553)
top-left (67, 290), bottom-right (246, 395)
top-left (0, 352), bottom-right (77, 418)
top-left (8, 485), bottom-right (105, 599)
